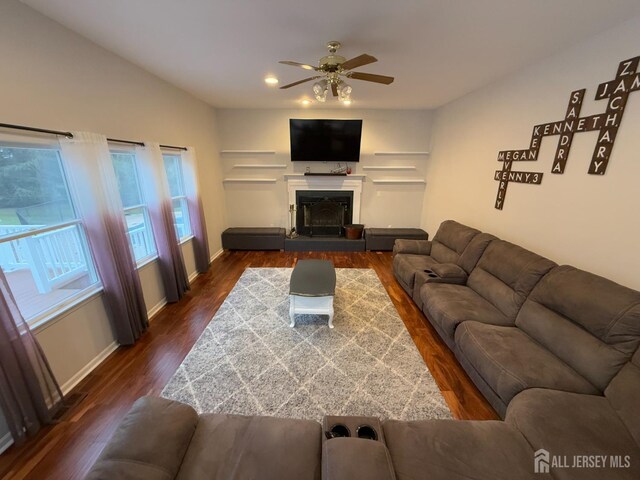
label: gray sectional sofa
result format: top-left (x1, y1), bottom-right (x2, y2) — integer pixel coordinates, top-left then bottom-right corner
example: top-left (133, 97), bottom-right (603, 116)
top-left (86, 219), bottom-right (640, 480)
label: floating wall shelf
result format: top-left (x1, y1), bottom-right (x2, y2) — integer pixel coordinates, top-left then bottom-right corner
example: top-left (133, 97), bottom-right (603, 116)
top-left (233, 164), bottom-right (287, 169)
top-left (371, 178), bottom-right (426, 184)
top-left (220, 150), bottom-right (276, 154)
top-left (222, 178), bottom-right (277, 183)
top-left (373, 151), bottom-right (430, 156)
top-left (362, 166), bottom-right (416, 171)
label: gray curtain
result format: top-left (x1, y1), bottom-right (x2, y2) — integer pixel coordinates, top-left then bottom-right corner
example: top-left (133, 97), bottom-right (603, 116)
top-left (0, 268), bottom-right (62, 445)
top-left (182, 147), bottom-right (210, 273)
top-left (136, 144), bottom-right (189, 303)
top-left (60, 133), bottom-right (149, 345)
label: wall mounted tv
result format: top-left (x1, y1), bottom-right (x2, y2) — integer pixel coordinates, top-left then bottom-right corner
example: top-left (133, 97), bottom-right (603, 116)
top-left (290, 119), bottom-right (362, 162)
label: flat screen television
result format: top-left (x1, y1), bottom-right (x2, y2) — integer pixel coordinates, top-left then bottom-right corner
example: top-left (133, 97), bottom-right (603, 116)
top-left (290, 119), bottom-right (362, 162)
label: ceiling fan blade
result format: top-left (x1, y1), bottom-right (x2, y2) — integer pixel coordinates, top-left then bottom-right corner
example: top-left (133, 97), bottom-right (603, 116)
top-left (340, 54), bottom-right (377, 71)
top-left (279, 76), bottom-right (321, 89)
top-left (279, 61), bottom-right (318, 71)
top-left (348, 72), bottom-right (394, 85)
top-left (331, 83), bottom-right (338, 97)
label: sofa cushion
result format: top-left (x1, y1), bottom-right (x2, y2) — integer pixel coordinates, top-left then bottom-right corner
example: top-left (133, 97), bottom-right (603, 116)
top-left (455, 322), bottom-right (599, 406)
top-left (322, 438), bottom-right (396, 480)
top-left (383, 418), bottom-right (547, 480)
top-left (516, 265), bottom-right (640, 392)
top-left (86, 396), bottom-right (198, 480)
top-left (506, 388), bottom-right (640, 480)
top-left (605, 348), bottom-right (640, 447)
top-left (176, 413), bottom-right (321, 480)
top-left (457, 232), bottom-right (496, 274)
top-left (393, 253), bottom-right (438, 292)
top-left (429, 220), bottom-right (479, 264)
top-left (421, 283), bottom-right (510, 346)
top-left (467, 240), bottom-right (556, 320)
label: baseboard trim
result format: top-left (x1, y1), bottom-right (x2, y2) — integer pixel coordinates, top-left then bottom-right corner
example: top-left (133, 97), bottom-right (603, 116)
top-left (210, 249), bottom-right (224, 263)
top-left (188, 270), bottom-right (199, 284)
top-left (60, 341), bottom-right (119, 396)
top-left (148, 298), bottom-right (168, 320)
top-left (0, 432), bottom-right (13, 455)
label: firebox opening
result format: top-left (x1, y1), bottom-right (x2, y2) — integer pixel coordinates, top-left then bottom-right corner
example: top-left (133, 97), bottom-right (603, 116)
top-left (295, 190), bottom-right (354, 237)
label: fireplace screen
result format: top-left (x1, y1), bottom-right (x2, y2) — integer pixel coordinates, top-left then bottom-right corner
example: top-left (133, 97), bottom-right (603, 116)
top-left (296, 191), bottom-right (353, 236)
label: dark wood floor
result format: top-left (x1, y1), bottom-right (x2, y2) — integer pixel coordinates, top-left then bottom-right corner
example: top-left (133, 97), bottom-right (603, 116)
top-left (0, 251), bottom-right (498, 480)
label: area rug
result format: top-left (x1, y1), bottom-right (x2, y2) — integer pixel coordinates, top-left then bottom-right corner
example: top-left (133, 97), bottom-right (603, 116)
top-left (161, 268), bottom-right (451, 421)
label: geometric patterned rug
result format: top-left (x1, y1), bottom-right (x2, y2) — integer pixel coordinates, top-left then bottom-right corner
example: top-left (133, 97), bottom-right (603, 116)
top-left (161, 268), bottom-right (451, 421)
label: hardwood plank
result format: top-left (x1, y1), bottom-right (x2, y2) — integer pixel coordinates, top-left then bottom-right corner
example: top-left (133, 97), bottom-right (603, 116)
top-left (0, 251), bottom-right (497, 480)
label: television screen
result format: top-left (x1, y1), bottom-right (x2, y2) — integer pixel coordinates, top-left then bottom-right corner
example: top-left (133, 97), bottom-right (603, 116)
top-left (290, 119), bottom-right (362, 162)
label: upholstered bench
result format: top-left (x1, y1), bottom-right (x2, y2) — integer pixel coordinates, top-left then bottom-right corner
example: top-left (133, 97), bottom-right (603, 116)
top-left (221, 227), bottom-right (286, 250)
top-left (365, 228), bottom-right (429, 251)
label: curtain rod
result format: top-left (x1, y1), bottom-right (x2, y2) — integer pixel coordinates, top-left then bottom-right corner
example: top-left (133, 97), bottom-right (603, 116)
top-left (0, 122), bottom-right (73, 139)
top-left (107, 138), bottom-right (145, 147)
top-left (0, 122), bottom-right (187, 150)
top-left (160, 144), bottom-right (188, 151)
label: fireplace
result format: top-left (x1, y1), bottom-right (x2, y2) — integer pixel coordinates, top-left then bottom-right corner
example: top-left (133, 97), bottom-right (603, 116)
top-left (296, 190), bottom-right (353, 236)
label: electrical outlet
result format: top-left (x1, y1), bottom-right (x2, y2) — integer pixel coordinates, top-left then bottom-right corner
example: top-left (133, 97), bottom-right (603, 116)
top-left (376, 191), bottom-right (382, 197)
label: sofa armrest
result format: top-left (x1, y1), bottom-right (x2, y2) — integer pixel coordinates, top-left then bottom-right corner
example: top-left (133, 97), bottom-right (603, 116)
top-left (425, 263), bottom-right (468, 285)
top-left (323, 438), bottom-right (396, 480)
top-left (86, 396), bottom-right (198, 480)
top-left (392, 239), bottom-right (432, 256)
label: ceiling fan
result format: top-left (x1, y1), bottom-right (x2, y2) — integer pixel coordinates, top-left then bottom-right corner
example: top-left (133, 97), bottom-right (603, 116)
top-left (278, 41), bottom-right (394, 103)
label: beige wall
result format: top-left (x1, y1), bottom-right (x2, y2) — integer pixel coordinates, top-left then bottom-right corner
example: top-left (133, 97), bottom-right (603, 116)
top-left (0, 0), bottom-right (224, 437)
top-left (423, 16), bottom-right (640, 291)
top-left (217, 109), bottom-right (433, 229)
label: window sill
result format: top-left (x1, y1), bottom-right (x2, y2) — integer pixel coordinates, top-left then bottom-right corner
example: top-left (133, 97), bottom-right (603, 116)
top-left (137, 255), bottom-right (159, 270)
top-left (29, 286), bottom-right (105, 334)
top-left (179, 235), bottom-right (195, 245)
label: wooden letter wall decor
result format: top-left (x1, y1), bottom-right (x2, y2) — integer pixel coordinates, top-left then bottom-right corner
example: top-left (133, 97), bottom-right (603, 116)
top-left (494, 56), bottom-right (640, 210)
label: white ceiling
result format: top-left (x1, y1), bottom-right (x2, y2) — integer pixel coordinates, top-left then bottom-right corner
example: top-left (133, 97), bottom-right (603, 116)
top-left (22, 0), bottom-right (640, 109)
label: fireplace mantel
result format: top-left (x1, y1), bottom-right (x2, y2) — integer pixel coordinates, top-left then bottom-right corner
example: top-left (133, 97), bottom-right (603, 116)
top-left (285, 174), bottom-right (364, 224)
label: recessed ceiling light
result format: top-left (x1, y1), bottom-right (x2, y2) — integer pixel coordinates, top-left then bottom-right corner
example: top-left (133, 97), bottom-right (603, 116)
top-left (300, 99), bottom-right (312, 106)
top-left (264, 76), bottom-right (279, 86)
top-left (342, 99), bottom-right (352, 106)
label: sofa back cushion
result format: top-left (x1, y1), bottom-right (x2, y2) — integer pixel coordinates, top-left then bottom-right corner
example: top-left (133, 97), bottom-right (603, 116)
top-left (467, 240), bottom-right (556, 320)
top-left (430, 220), bottom-right (480, 264)
top-left (605, 348), bottom-right (640, 447)
top-left (457, 233), bottom-right (496, 274)
top-left (516, 265), bottom-right (640, 392)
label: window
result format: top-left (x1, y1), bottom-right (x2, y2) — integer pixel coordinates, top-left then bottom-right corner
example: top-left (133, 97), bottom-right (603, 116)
top-left (111, 152), bottom-right (157, 264)
top-left (163, 154), bottom-right (192, 241)
top-left (0, 145), bottom-right (99, 322)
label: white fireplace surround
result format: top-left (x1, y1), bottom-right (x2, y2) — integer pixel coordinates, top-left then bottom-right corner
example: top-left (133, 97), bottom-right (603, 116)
top-left (284, 174), bottom-right (365, 224)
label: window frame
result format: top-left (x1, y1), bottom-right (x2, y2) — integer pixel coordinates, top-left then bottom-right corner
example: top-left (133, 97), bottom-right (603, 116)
top-left (109, 148), bottom-right (158, 267)
top-left (162, 152), bottom-right (192, 242)
top-left (0, 140), bottom-right (102, 326)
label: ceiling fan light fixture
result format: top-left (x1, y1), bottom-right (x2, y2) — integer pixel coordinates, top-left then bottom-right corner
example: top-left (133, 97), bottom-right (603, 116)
top-left (312, 80), bottom-right (328, 102)
top-left (338, 82), bottom-right (352, 102)
top-left (264, 75), bottom-right (279, 86)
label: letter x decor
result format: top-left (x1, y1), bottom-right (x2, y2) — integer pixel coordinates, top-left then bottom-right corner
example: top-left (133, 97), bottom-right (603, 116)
top-left (494, 56), bottom-right (640, 210)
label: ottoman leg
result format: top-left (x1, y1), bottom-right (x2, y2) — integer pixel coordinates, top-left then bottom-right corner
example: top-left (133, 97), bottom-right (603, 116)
top-left (328, 302), bottom-right (334, 329)
top-left (289, 295), bottom-right (296, 327)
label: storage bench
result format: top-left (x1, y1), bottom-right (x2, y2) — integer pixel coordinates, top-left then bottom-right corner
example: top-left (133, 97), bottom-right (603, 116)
top-left (365, 228), bottom-right (429, 251)
top-left (221, 227), bottom-right (286, 250)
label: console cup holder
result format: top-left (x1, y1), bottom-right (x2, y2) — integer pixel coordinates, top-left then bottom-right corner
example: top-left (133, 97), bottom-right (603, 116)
top-left (326, 423), bottom-right (351, 439)
top-left (424, 269), bottom-right (439, 279)
top-left (356, 424), bottom-right (378, 441)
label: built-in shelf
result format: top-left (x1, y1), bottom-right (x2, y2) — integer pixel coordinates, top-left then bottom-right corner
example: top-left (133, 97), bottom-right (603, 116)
top-left (233, 164), bottom-right (287, 169)
top-left (373, 151), bottom-right (430, 156)
top-left (284, 174), bottom-right (366, 180)
top-left (222, 178), bottom-right (277, 183)
top-left (371, 178), bottom-right (426, 184)
top-left (362, 166), bottom-right (416, 171)
top-left (221, 150), bottom-right (276, 154)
